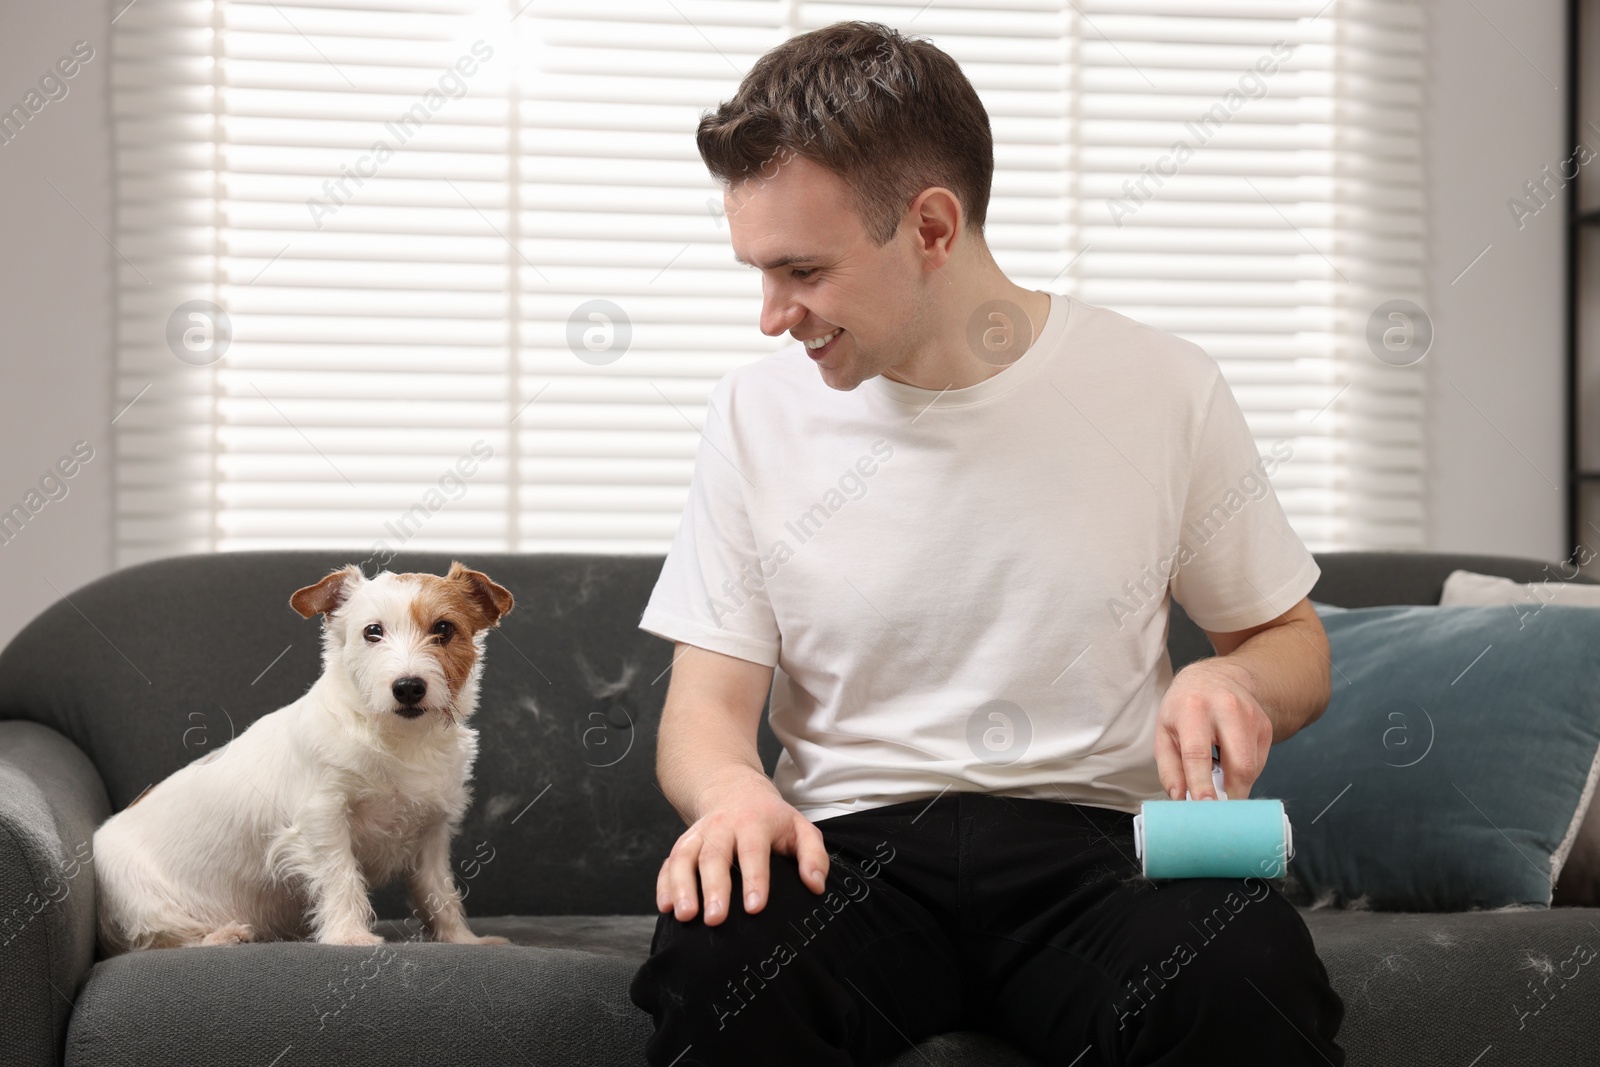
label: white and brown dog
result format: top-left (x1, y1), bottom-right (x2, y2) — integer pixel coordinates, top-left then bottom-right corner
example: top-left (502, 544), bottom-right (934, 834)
top-left (93, 561), bottom-right (515, 954)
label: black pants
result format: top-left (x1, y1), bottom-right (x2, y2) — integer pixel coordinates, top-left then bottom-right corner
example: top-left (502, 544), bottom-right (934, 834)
top-left (629, 791), bottom-right (1345, 1066)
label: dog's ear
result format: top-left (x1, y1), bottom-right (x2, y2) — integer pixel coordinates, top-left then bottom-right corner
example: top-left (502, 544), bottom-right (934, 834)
top-left (289, 565), bottom-right (364, 619)
top-left (445, 560), bottom-right (514, 628)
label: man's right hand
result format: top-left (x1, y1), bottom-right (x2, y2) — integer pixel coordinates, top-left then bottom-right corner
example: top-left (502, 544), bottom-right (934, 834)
top-left (655, 777), bottom-right (831, 926)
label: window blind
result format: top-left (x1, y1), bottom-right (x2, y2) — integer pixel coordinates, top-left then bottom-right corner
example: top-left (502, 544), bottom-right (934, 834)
top-left (1070, 0), bottom-right (1427, 551)
top-left (111, 0), bottom-right (1426, 567)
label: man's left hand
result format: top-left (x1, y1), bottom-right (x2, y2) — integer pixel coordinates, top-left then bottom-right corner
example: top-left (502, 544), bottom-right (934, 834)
top-left (1154, 660), bottom-right (1274, 801)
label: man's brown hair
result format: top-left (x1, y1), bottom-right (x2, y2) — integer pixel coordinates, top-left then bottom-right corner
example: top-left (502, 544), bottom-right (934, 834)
top-left (696, 21), bottom-right (993, 247)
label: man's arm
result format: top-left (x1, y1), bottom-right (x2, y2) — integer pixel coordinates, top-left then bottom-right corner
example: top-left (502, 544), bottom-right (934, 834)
top-left (653, 642), bottom-right (833, 926)
top-left (1198, 595), bottom-right (1332, 742)
top-left (656, 641), bottom-right (776, 824)
top-left (1154, 596), bottom-right (1332, 800)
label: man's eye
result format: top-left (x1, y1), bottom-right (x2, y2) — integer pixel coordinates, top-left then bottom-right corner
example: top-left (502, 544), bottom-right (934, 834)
top-left (791, 268), bottom-right (815, 279)
top-left (431, 620), bottom-right (454, 642)
top-left (363, 623), bottom-right (383, 642)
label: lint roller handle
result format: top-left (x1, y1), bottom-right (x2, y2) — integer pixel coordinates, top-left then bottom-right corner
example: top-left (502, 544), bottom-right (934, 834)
top-left (1167, 744), bottom-right (1229, 800)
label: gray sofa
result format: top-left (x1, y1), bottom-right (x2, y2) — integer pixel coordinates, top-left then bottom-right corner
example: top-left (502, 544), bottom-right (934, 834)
top-left (2, 549), bottom-right (1598, 1066)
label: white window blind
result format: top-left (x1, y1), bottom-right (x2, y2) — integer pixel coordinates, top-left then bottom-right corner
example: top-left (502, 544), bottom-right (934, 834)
top-left (111, 0), bottom-right (1425, 567)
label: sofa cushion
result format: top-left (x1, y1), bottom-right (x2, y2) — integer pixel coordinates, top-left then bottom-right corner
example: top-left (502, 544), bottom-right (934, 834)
top-left (64, 909), bottom-right (1600, 1066)
top-left (1437, 569), bottom-right (1600, 906)
top-left (1252, 603), bottom-right (1600, 911)
top-left (1301, 907), bottom-right (1600, 1062)
top-left (65, 918), bottom-right (653, 1067)
top-left (63, 914), bottom-right (1040, 1067)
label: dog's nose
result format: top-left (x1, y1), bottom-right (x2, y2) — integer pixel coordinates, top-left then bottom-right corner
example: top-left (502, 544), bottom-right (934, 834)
top-left (392, 677), bottom-right (427, 706)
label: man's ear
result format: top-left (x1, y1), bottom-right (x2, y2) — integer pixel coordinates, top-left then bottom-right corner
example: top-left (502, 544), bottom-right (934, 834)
top-left (290, 564), bottom-right (364, 619)
top-left (445, 560), bottom-right (514, 628)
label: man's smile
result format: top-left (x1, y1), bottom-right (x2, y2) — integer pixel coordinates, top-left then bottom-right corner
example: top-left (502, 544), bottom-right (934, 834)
top-left (803, 328), bottom-right (844, 359)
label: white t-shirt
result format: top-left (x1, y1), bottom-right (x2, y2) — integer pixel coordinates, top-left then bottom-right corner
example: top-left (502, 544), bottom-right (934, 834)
top-left (639, 291), bottom-right (1320, 822)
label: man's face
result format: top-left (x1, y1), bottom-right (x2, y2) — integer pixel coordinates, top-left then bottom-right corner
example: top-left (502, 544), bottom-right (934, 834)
top-left (726, 154), bottom-right (933, 391)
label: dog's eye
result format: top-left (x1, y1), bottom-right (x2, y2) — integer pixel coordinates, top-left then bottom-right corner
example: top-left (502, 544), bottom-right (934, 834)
top-left (363, 623), bottom-right (383, 643)
top-left (431, 619), bottom-right (454, 643)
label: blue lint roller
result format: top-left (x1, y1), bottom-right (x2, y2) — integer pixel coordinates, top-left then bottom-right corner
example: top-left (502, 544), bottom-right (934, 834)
top-left (1132, 744), bottom-right (1294, 879)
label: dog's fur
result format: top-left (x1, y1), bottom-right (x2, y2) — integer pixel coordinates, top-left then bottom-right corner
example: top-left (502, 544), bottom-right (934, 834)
top-left (92, 561), bottom-right (514, 954)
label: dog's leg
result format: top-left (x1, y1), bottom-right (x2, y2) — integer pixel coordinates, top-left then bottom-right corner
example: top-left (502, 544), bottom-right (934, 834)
top-left (404, 820), bottom-right (508, 945)
top-left (269, 805), bottom-right (385, 946)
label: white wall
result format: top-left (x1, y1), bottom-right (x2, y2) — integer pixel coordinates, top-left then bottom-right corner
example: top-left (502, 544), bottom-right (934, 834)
top-left (0, 0), bottom-right (1578, 650)
top-left (1421, 0), bottom-right (1573, 566)
top-left (0, 0), bottom-right (114, 652)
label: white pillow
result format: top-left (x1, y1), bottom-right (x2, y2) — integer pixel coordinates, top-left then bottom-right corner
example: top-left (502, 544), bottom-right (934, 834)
top-left (1440, 568), bottom-right (1600, 611)
top-left (1439, 569), bottom-right (1600, 905)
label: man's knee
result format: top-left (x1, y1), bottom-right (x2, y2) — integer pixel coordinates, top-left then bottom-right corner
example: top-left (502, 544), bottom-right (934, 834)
top-left (1113, 880), bottom-right (1343, 1060)
top-left (630, 852), bottom-right (832, 1024)
top-left (628, 850), bottom-right (888, 1067)
top-left (1125, 879), bottom-right (1316, 984)
top-left (1178, 880), bottom-right (1323, 982)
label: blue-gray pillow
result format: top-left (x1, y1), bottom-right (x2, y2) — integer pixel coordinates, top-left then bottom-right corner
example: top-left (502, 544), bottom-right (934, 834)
top-left (1251, 602), bottom-right (1600, 911)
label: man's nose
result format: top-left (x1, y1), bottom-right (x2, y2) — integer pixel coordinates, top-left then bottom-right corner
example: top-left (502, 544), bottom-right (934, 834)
top-left (758, 282), bottom-right (803, 338)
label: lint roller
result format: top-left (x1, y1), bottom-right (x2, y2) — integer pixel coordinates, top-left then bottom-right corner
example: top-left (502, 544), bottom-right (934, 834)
top-left (1132, 745), bottom-right (1294, 880)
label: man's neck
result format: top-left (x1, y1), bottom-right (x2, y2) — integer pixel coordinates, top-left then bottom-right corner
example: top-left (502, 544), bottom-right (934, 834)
top-left (881, 281), bottom-right (1053, 391)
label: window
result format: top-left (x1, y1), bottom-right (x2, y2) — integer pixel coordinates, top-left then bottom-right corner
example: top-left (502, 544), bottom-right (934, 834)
top-left (112, 0), bottom-right (1425, 567)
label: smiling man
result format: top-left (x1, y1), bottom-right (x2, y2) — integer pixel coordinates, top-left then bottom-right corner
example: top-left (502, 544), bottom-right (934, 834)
top-left (628, 20), bottom-right (1346, 1067)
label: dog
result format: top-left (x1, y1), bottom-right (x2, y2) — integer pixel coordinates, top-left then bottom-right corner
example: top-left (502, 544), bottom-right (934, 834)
top-left (92, 560), bottom-right (515, 954)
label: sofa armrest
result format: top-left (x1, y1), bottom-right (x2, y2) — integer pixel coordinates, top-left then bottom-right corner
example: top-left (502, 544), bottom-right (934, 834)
top-left (0, 720), bottom-right (110, 1067)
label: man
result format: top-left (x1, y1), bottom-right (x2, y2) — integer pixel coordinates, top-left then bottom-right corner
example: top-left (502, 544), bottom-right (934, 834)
top-left (627, 20), bottom-right (1346, 1067)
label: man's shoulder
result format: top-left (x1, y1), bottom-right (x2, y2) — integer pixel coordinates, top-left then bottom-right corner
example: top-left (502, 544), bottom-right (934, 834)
top-left (1067, 297), bottom-right (1216, 379)
top-left (1062, 297), bottom-right (1221, 405)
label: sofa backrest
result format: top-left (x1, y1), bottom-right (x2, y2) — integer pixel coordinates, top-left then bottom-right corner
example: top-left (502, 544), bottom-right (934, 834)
top-left (1166, 550), bottom-right (1598, 670)
top-left (0, 549), bottom-right (1590, 918)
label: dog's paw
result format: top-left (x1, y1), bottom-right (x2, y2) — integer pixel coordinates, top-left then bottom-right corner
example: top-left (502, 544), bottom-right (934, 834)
top-left (318, 928), bottom-right (386, 946)
top-left (438, 931), bottom-right (510, 946)
top-left (200, 922), bottom-right (256, 947)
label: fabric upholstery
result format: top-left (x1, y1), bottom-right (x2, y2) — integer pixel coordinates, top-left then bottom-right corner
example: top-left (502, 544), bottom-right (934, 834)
top-left (58, 909), bottom-right (1600, 1065)
top-left (1301, 907), bottom-right (1600, 1062)
top-left (0, 720), bottom-right (111, 1067)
